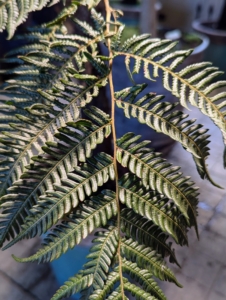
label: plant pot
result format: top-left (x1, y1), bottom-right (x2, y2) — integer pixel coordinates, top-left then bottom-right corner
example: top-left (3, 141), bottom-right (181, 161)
top-left (192, 20), bottom-right (226, 79)
top-left (183, 32), bottom-right (209, 65)
top-left (160, 28), bottom-right (209, 66)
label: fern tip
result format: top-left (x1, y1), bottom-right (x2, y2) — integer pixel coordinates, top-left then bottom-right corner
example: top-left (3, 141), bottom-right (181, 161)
top-left (12, 254), bottom-right (21, 262)
top-left (205, 170), bottom-right (223, 189)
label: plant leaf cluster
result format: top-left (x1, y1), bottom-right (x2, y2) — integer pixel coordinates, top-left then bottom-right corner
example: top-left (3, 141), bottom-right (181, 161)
top-left (0, 1), bottom-right (226, 299)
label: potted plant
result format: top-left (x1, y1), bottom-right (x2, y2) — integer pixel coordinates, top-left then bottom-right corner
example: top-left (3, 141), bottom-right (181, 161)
top-left (0, 1), bottom-right (225, 300)
top-left (192, 0), bottom-right (226, 79)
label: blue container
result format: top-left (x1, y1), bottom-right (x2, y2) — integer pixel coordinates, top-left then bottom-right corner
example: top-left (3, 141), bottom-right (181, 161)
top-left (51, 245), bottom-right (90, 299)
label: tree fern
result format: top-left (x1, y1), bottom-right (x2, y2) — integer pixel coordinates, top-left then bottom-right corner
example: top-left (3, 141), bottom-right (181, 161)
top-left (0, 1), bottom-right (225, 300)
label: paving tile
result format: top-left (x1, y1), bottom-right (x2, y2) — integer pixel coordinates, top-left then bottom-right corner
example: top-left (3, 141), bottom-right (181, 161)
top-left (31, 269), bottom-right (60, 300)
top-left (207, 290), bottom-right (226, 300)
top-left (181, 250), bottom-right (220, 287)
top-left (0, 237), bottom-right (59, 298)
top-left (0, 271), bottom-right (37, 300)
top-left (216, 195), bottom-right (226, 216)
top-left (207, 137), bottom-right (225, 170)
top-left (0, 237), bottom-right (40, 272)
top-left (197, 202), bottom-right (215, 227)
top-left (6, 261), bottom-right (54, 290)
top-left (167, 227), bottom-right (199, 271)
top-left (197, 184), bottom-right (225, 208)
top-left (0, 238), bottom-right (51, 289)
top-left (207, 212), bottom-right (226, 238)
top-left (160, 272), bottom-right (208, 300)
top-left (210, 266), bottom-right (226, 297)
top-left (192, 230), bottom-right (226, 264)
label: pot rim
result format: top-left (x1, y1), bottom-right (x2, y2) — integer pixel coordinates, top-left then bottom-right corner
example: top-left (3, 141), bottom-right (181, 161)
top-left (161, 27), bottom-right (209, 56)
top-left (192, 20), bottom-right (226, 38)
top-left (191, 32), bottom-right (209, 55)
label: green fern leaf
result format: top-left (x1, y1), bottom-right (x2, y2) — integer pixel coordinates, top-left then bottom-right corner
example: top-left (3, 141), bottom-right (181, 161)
top-left (0, 108), bottom-right (111, 247)
top-left (51, 274), bottom-right (94, 300)
top-left (124, 281), bottom-right (159, 300)
top-left (121, 238), bottom-right (182, 287)
top-left (121, 207), bottom-right (180, 264)
top-left (119, 174), bottom-right (187, 245)
top-left (88, 271), bottom-right (120, 300)
top-left (45, 3), bottom-right (79, 27)
top-left (0, 61), bottom-right (108, 197)
top-left (0, 16), bottom-right (108, 197)
top-left (0, 3), bottom-right (222, 300)
top-left (117, 133), bottom-right (199, 234)
top-left (2, 153), bottom-right (114, 249)
top-left (80, 226), bottom-right (118, 297)
top-left (0, 0), bottom-right (65, 39)
top-left (121, 259), bottom-right (167, 300)
top-left (115, 84), bottom-right (220, 188)
top-left (75, 0), bottom-right (101, 9)
top-left (74, 17), bottom-right (100, 38)
top-left (105, 289), bottom-right (129, 300)
top-left (115, 37), bottom-right (226, 150)
top-left (11, 190), bottom-right (117, 260)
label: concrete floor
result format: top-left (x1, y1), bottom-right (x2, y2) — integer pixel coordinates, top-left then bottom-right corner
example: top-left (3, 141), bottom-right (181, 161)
top-left (0, 103), bottom-right (226, 300)
top-left (159, 103), bottom-right (226, 300)
top-left (0, 238), bottom-right (59, 299)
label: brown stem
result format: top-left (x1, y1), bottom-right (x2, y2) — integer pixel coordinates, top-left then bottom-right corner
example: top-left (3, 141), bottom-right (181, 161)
top-left (103, 0), bottom-right (125, 298)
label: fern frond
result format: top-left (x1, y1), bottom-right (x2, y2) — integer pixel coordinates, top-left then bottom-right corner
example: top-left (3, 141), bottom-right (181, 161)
top-left (88, 271), bottom-right (120, 300)
top-left (121, 208), bottom-right (180, 264)
top-left (11, 190), bottom-right (117, 260)
top-left (114, 36), bottom-right (226, 150)
top-left (105, 288), bottom-right (129, 300)
top-left (80, 226), bottom-right (118, 297)
top-left (0, 0), bottom-right (64, 39)
top-left (45, 3), bottom-right (79, 28)
top-left (51, 274), bottom-right (94, 300)
top-left (124, 282), bottom-right (159, 300)
top-left (121, 238), bottom-right (182, 287)
top-left (2, 153), bottom-right (114, 249)
top-left (117, 133), bottom-right (199, 234)
top-left (0, 12), bottom-right (107, 197)
top-left (0, 3), bottom-right (221, 300)
top-left (0, 108), bottom-right (111, 247)
top-left (90, 8), bottom-right (105, 32)
top-left (121, 259), bottom-right (167, 300)
top-left (74, 17), bottom-right (100, 38)
top-left (119, 175), bottom-right (187, 245)
top-left (115, 84), bottom-right (220, 188)
top-left (0, 51), bottom-right (109, 197)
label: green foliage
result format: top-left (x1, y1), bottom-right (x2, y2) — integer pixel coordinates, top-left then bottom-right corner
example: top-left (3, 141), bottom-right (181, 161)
top-left (0, 0), bottom-right (60, 38)
top-left (0, 1), bottom-right (225, 299)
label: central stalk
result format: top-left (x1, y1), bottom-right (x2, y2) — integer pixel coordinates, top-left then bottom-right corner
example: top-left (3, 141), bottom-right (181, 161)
top-left (103, 0), bottom-right (125, 298)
